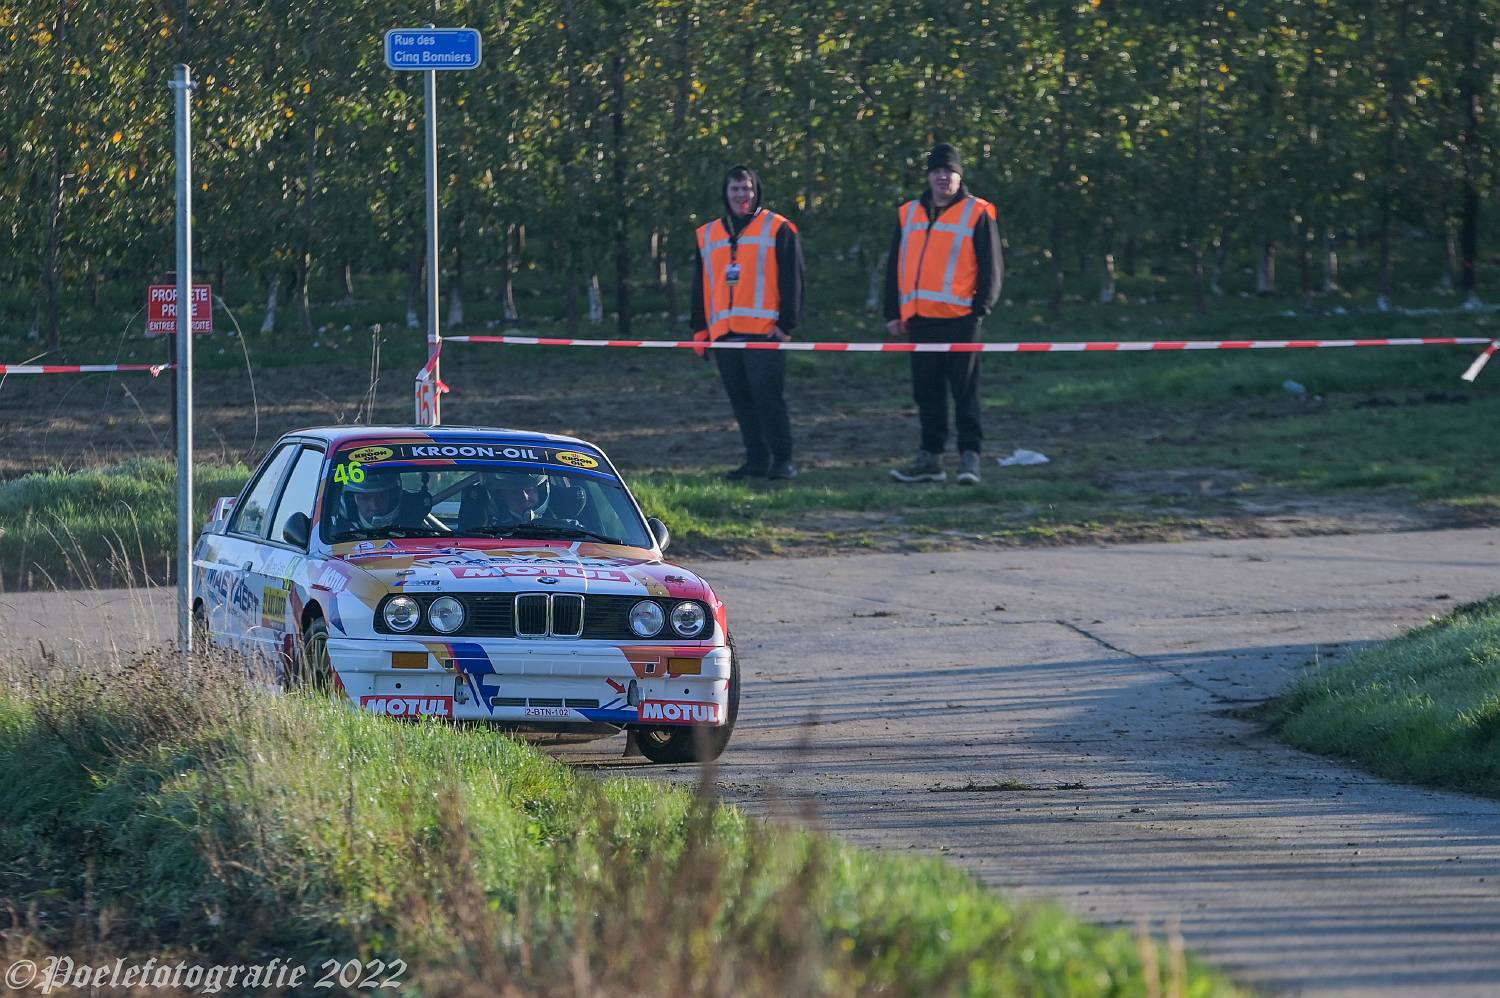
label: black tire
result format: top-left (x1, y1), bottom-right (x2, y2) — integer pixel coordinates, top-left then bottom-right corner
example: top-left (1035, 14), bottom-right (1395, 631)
top-left (636, 632), bottom-right (740, 764)
top-left (292, 615), bottom-right (334, 692)
top-left (191, 600), bottom-right (211, 649)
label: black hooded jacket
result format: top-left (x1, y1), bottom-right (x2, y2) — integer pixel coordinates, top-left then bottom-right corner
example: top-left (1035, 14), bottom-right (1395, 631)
top-left (690, 166), bottom-right (805, 336)
top-left (882, 183), bottom-right (1003, 324)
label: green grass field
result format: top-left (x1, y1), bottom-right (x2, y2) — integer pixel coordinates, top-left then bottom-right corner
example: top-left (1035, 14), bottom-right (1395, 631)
top-left (0, 654), bottom-right (1239, 997)
top-left (4, 249), bottom-right (1500, 586)
top-left (1273, 597), bottom-right (1500, 797)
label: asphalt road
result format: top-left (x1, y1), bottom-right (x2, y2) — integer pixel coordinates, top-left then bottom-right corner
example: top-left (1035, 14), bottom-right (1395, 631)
top-left (7, 528), bottom-right (1500, 995)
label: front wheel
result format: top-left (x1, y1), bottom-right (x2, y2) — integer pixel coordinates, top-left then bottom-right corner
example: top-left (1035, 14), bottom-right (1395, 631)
top-left (635, 633), bottom-right (740, 764)
top-left (291, 615), bottom-right (334, 692)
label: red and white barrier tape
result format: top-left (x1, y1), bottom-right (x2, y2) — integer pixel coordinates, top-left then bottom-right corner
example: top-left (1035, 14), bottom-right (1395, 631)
top-left (449, 334), bottom-right (1492, 354)
top-left (1461, 340), bottom-right (1500, 383)
top-left (0, 363), bottom-right (171, 376)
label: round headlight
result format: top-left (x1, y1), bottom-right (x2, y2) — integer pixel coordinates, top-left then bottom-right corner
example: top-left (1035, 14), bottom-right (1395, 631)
top-left (384, 596), bottom-right (421, 632)
top-left (628, 600), bottom-right (665, 638)
top-left (428, 596), bottom-right (465, 634)
top-left (670, 601), bottom-right (707, 638)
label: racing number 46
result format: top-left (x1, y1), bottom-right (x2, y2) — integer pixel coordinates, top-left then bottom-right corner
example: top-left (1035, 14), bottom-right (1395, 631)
top-left (333, 459), bottom-right (365, 485)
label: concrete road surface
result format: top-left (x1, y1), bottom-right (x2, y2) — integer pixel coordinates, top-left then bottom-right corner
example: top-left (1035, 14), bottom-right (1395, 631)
top-left (7, 529), bottom-right (1500, 995)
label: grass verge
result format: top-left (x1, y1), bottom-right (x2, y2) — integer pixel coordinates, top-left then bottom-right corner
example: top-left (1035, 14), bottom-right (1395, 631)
top-left (1273, 596), bottom-right (1500, 797)
top-left (0, 458), bottom-right (249, 589)
top-left (0, 651), bottom-right (1241, 996)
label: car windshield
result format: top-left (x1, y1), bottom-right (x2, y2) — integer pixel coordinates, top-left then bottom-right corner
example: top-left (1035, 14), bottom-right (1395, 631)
top-left (320, 440), bottom-right (654, 548)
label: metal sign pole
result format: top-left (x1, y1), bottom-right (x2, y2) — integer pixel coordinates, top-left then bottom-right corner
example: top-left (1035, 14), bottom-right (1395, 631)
top-left (423, 53), bottom-right (441, 425)
top-left (385, 26), bottom-right (480, 425)
top-left (170, 64), bottom-right (195, 653)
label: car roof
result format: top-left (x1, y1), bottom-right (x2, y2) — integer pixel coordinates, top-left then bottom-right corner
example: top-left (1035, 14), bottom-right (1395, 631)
top-left (279, 425), bottom-right (598, 449)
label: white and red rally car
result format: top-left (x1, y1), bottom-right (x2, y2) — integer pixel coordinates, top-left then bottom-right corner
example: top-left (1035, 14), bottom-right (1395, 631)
top-left (193, 426), bottom-right (738, 763)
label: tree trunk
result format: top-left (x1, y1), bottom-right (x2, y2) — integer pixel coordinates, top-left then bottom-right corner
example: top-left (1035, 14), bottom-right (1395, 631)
top-left (296, 60), bottom-right (317, 337)
top-left (215, 259), bottom-right (226, 300)
top-left (43, 1), bottom-right (69, 352)
top-left (1256, 237), bottom-right (1276, 294)
top-left (342, 262), bottom-right (355, 305)
top-left (1321, 228), bottom-right (1339, 293)
top-left (1443, 222), bottom-right (1458, 291)
top-left (654, 229), bottom-right (679, 322)
top-left (448, 221), bottom-right (465, 329)
top-left (1099, 253), bottom-right (1116, 304)
top-left (866, 250), bottom-right (886, 312)
top-left (561, 0), bottom-right (582, 336)
top-left (1376, 0), bottom-right (1410, 310)
top-left (1191, 244), bottom-right (1206, 315)
top-left (502, 224), bottom-right (521, 321)
top-left (1298, 226), bottom-right (1313, 306)
top-left (1047, 2), bottom-right (1073, 320)
top-left (259, 273), bottom-right (281, 334)
top-left (1457, 0), bottom-right (1481, 305)
top-left (609, 52), bottom-right (631, 335)
top-left (1210, 239), bottom-right (1226, 297)
top-left (587, 274), bottom-right (604, 324)
top-left (405, 241), bottom-right (423, 329)
top-left (1123, 233), bottom-right (1137, 277)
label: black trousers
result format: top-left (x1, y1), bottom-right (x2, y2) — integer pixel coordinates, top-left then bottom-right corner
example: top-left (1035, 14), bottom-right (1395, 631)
top-left (908, 315), bottom-right (983, 454)
top-left (714, 343), bottom-right (792, 467)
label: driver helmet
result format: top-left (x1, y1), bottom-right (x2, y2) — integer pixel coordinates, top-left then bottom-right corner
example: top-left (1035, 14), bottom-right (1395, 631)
top-left (484, 470), bottom-right (549, 521)
top-left (343, 470), bottom-right (404, 529)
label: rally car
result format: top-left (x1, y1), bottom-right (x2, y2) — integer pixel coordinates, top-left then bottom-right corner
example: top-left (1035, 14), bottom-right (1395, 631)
top-left (192, 425), bottom-right (738, 763)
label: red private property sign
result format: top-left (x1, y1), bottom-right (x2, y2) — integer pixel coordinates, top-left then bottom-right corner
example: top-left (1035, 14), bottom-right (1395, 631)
top-left (147, 284), bottom-right (213, 335)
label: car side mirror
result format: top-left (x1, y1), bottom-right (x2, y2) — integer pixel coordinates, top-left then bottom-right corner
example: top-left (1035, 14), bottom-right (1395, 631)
top-left (282, 512), bottom-right (311, 549)
top-left (647, 516), bottom-right (670, 552)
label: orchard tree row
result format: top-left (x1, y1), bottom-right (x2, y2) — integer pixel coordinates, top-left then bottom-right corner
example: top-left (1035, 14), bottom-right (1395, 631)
top-left (3, 0), bottom-right (1494, 347)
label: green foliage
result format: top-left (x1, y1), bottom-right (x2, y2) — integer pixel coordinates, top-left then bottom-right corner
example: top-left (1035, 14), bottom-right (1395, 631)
top-left (1274, 596), bottom-right (1500, 796)
top-left (0, 659), bottom-right (1243, 995)
top-left (1, 0), bottom-right (1495, 343)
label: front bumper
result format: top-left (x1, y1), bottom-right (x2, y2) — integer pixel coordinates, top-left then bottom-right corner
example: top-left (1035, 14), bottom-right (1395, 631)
top-left (326, 635), bottom-right (732, 727)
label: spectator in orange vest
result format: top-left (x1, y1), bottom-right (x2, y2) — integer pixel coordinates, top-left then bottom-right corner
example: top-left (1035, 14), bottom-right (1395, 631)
top-left (884, 144), bottom-right (1003, 485)
top-left (691, 165), bottom-right (805, 481)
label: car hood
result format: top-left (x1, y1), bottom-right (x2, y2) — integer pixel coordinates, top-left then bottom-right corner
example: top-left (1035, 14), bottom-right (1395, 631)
top-left (330, 537), bottom-right (709, 600)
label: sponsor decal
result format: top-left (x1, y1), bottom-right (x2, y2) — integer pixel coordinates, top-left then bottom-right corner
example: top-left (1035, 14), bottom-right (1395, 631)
top-left (354, 541), bottom-right (376, 554)
top-left (408, 444), bottom-right (544, 460)
top-left (451, 565), bottom-right (630, 582)
top-left (203, 566), bottom-right (231, 600)
top-left (347, 446), bottom-right (394, 464)
top-left (360, 695), bottom-right (454, 718)
top-left (229, 576), bottom-right (259, 615)
top-left (261, 585), bottom-right (289, 629)
top-left (638, 699), bottom-right (721, 725)
top-left (394, 578), bottom-right (440, 588)
top-left (524, 706), bottom-right (572, 718)
top-left (314, 565), bottom-right (349, 594)
top-left (553, 449), bottom-right (600, 470)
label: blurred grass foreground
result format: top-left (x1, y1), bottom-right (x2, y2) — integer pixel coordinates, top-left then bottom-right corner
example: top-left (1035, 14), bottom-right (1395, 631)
top-left (0, 648), bottom-right (1240, 997)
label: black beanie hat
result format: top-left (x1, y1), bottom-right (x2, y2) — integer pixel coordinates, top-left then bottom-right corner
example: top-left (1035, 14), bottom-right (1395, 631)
top-left (926, 143), bottom-right (962, 174)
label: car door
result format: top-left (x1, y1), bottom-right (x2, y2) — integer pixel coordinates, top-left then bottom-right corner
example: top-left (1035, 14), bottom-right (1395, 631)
top-left (207, 442), bottom-right (298, 654)
top-left (247, 444), bottom-right (327, 666)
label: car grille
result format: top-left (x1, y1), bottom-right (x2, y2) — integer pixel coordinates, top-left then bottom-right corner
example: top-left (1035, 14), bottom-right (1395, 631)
top-left (374, 593), bottom-right (705, 641)
top-left (514, 593), bottom-right (549, 637)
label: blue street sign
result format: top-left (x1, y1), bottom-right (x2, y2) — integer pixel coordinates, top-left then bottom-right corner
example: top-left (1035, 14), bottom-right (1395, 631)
top-left (384, 28), bottom-right (482, 71)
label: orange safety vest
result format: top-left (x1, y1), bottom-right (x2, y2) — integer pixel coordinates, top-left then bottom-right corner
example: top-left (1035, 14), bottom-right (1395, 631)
top-left (896, 195), bottom-right (996, 321)
top-left (696, 209), bottom-right (791, 340)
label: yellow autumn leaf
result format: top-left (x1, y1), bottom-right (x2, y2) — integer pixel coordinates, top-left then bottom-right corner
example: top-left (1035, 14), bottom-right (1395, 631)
top-left (112, 131), bottom-right (123, 143)
top-left (303, 83), bottom-right (311, 94)
top-left (1159, 127), bottom-right (1170, 136)
top-left (1219, 62), bottom-right (1229, 73)
top-left (158, 27), bottom-right (169, 38)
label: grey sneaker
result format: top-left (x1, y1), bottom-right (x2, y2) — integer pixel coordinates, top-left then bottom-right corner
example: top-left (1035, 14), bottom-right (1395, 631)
top-left (957, 451), bottom-right (981, 485)
top-left (890, 450), bottom-right (946, 483)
